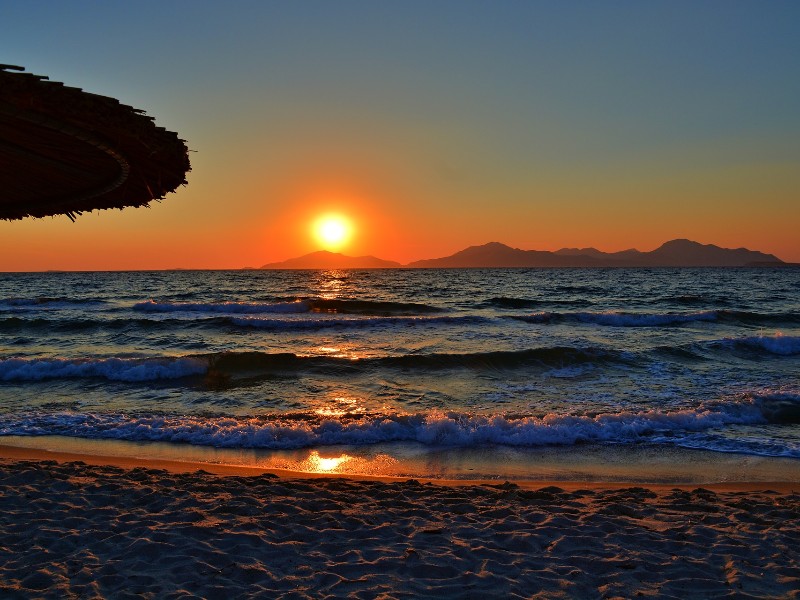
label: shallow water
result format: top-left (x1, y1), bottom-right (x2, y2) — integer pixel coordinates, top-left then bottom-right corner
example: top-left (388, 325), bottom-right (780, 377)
top-left (1, 268), bottom-right (798, 478)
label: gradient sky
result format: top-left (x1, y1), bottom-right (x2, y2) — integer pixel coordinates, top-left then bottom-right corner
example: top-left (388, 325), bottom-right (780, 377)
top-left (2, 1), bottom-right (799, 270)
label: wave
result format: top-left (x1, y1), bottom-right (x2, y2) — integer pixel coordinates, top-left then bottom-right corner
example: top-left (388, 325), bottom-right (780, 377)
top-left (718, 310), bottom-right (800, 326)
top-left (4, 308), bottom-right (796, 337)
top-left (0, 356), bottom-right (207, 383)
top-left (227, 314), bottom-right (486, 331)
top-left (307, 299), bottom-right (444, 315)
top-left (652, 294), bottom-right (731, 307)
top-left (481, 297), bottom-right (593, 309)
top-left (0, 297), bottom-right (108, 311)
top-left (751, 392), bottom-right (800, 423)
top-left (0, 346), bottom-right (621, 383)
top-left (509, 310), bottom-right (719, 327)
top-left (133, 298), bottom-right (444, 316)
top-left (133, 300), bottom-right (310, 314)
top-left (508, 309), bottom-right (800, 327)
top-left (0, 313), bottom-right (480, 335)
top-left (657, 334), bottom-right (800, 360)
top-left (206, 347), bottom-right (620, 374)
top-left (717, 334), bottom-right (800, 357)
top-left (0, 316), bottom-right (224, 333)
top-left (1, 394), bottom-right (794, 454)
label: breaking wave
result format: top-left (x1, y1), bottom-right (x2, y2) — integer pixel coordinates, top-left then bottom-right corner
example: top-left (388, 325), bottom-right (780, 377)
top-left (717, 334), bottom-right (800, 356)
top-left (0, 356), bottom-right (207, 383)
top-left (1, 393), bottom-right (795, 455)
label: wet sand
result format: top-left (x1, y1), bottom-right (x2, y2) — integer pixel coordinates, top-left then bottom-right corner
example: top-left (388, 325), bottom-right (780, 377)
top-left (1, 446), bottom-right (799, 598)
top-left (5, 434), bottom-right (800, 486)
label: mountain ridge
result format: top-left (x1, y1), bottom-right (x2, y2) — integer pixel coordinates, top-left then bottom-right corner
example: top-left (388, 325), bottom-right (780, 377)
top-left (261, 251), bottom-right (401, 269)
top-left (405, 239), bottom-right (783, 268)
top-left (261, 239), bottom-right (784, 269)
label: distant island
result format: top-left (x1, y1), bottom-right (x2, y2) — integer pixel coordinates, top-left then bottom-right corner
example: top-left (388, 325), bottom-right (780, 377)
top-left (406, 239), bottom-right (784, 268)
top-left (261, 239), bottom-right (785, 269)
top-left (261, 251), bottom-right (401, 269)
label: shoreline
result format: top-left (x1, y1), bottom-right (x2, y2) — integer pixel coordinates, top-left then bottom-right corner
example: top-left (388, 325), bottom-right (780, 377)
top-left (2, 441), bottom-right (798, 493)
top-left (1, 453), bottom-right (799, 598)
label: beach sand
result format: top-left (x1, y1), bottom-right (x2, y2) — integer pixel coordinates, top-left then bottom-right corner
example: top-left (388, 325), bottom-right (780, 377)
top-left (1, 446), bottom-right (799, 598)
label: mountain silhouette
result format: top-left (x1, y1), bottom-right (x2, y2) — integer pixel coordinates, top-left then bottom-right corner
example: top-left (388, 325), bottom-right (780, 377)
top-left (261, 240), bottom-right (783, 269)
top-left (260, 251), bottom-right (401, 269)
top-left (406, 242), bottom-right (590, 268)
top-left (405, 239), bottom-right (783, 268)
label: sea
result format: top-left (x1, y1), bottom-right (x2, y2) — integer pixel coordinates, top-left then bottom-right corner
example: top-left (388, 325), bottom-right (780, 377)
top-left (1, 268), bottom-right (799, 482)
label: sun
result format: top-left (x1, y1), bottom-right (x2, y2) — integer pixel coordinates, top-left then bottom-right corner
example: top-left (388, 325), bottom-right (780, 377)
top-left (312, 214), bottom-right (353, 251)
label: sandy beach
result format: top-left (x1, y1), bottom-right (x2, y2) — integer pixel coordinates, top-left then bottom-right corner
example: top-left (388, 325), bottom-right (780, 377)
top-left (1, 448), bottom-right (799, 599)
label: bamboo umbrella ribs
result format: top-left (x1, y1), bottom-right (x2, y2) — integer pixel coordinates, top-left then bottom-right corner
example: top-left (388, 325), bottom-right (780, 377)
top-left (0, 65), bottom-right (190, 220)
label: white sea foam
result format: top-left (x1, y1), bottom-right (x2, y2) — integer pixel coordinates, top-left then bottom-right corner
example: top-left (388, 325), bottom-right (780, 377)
top-left (133, 300), bottom-right (310, 314)
top-left (0, 357), bottom-right (207, 382)
top-left (1, 398), bottom-right (781, 452)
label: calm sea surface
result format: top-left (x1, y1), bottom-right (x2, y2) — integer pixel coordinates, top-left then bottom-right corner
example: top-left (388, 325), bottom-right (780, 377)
top-left (1, 268), bottom-right (798, 479)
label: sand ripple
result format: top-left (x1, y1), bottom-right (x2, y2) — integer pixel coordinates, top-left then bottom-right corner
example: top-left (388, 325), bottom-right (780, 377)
top-left (1, 461), bottom-right (799, 598)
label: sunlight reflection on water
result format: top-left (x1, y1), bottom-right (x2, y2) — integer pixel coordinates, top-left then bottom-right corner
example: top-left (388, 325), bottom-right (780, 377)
top-left (317, 270), bottom-right (348, 300)
top-left (291, 449), bottom-right (399, 475)
top-left (304, 451), bottom-right (351, 472)
top-left (314, 395), bottom-right (362, 418)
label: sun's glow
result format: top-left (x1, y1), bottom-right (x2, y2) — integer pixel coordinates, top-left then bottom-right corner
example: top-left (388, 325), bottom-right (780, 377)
top-left (312, 214), bottom-right (353, 251)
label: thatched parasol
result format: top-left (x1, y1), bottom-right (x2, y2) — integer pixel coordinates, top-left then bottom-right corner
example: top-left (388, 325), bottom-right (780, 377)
top-left (0, 65), bottom-right (190, 221)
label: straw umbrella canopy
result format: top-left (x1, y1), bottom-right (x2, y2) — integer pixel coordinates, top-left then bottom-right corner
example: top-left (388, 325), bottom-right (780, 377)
top-left (0, 65), bottom-right (190, 221)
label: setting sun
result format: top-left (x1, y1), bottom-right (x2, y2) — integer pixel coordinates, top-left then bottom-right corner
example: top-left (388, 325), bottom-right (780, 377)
top-left (312, 214), bottom-right (353, 251)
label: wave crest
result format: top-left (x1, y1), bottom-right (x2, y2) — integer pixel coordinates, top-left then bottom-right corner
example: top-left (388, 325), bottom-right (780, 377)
top-left (0, 297), bottom-right (108, 311)
top-left (482, 297), bottom-right (592, 309)
top-left (308, 299), bottom-right (443, 315)
top-left (133, 300), bottom-right (310, 314)
top-left (510, 311), bottom-right (719, 327)
top-left (0, 346), bottom-right (619, 383)
top-left (0, 396), bottom-right (785, 451)
top-left (732, 334), bottom-right (800, 356)
top-left (0, 356), bottom-right (206, 382)
top-left (133, 298), bottom-right (444, 316)
top-left (510, 310), bottom-right (800, 328)
top-left (227, 314), bottom-right (485, 331)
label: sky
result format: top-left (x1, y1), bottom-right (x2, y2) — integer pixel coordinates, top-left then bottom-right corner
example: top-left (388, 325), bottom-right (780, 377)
top-left (1, 1), bottom-right (799, 270)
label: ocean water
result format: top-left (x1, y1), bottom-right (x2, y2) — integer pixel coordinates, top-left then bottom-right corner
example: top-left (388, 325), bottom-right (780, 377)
top-left (1, 268), bottom-right (799, 480)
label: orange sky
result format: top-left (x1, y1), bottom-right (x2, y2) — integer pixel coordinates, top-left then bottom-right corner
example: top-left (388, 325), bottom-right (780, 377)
top-left (1, 3), bottom-right (799, 270)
